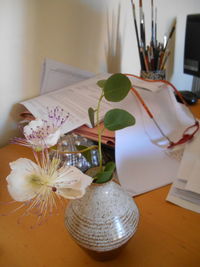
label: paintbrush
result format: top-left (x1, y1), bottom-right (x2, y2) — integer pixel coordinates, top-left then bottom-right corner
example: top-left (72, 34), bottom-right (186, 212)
top-left (151, 0), bottom-right (154, 46)
top-left (131, 0), bottom-right (145, 69)
top-left (155, 7), bottom-right (157, 47)
top-left (164, 20), bottom-right (176, 52)
top-left (139, 0), bottom-right (146, 49)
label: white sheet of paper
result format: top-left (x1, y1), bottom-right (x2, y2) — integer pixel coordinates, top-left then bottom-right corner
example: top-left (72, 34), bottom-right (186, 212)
top-left (21, 74), bottom-right (112, 134)
top-left (185, 156), bottom-right (200, 194)
top-left (166, 179), bottom-right (200, 213)
top-left (40, 58), bottom-right (94, 94)
top-left (115, 79), bottom-right (195, 196)
top-left (176, 130), bottom-right (200, 183)
top-left (166, 131), bottom-right (200, 213)
top-left (131, 77), bottom-right (166, 92)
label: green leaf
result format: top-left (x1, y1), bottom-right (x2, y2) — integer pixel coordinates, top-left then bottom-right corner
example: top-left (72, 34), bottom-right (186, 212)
top-left (104, 73), bottom-right (131, 102)
top-left (75, 145), bottom-right (93, 164)
top-left (104, 109), bottom-right (135, 131)
top-left (94, 161), bottom-right (115, 184)
top-left (86, 166), bottom-right (101, 178)
top-left (88, 107), bottom-right (95, 127)
top-left (94, 171), bottom-right (113, 184)
top-left (97, 79), bottom-right (107, 88)
top-left (94, 172), bottom-right (113, 183)
top-left (104, 161), bottom-right (115, 173)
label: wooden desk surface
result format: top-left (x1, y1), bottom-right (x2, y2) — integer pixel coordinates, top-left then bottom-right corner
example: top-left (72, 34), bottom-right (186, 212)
top-left (0, 102), bottom-right (200, 267)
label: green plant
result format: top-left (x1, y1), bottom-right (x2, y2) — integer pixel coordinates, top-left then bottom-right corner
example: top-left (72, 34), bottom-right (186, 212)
top-left (78, 73), bottom-right (136, 183)
top-left (5, 74), bottom-right (136, 226)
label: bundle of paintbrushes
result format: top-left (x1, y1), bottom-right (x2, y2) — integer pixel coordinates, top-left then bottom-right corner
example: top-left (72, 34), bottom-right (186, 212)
top-left (131, 0), bottom-right (176, 74)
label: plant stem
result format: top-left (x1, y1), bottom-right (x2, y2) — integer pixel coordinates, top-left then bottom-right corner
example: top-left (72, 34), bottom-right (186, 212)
top-left (96, 91), bottom-right (104, 171)
top-left (52, 145), bottom-right (98, 154)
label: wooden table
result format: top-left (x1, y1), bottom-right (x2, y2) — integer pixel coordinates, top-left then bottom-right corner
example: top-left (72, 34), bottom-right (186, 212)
top-left (0, 102), bottom-right (200, 267)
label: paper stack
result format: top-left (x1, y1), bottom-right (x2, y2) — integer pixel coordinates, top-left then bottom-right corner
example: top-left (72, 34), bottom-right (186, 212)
top-left (166, 131), bottom-right (200, 213)
top-left (115, 75), bottom-right (195, 197)
top-left (21, 73), bottom-right (112, 135)
top-left (20, 59), bottom-right (115, 147)
top-left (73, 122), bottom-right (115, 147)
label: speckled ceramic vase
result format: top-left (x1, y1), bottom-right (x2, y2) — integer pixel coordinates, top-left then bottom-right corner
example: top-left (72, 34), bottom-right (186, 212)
top-left (64, 181), bottom-right (139, 261)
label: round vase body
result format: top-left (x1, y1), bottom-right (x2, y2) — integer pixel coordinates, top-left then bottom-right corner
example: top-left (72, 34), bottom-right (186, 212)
top-left (65, 181), bottom-right (139, 260)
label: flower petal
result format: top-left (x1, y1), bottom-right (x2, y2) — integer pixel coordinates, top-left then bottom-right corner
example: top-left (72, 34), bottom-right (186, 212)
top-left (56, 166), bottom-right (92, 199)
top-left (44, 128), bottom-right (61, 147)
top-left (6, 158), bottom-right (40, 202)
top-left (23, 119), bottom-right (43, 135)
top-left (23, 118), bottom-right (61, 149)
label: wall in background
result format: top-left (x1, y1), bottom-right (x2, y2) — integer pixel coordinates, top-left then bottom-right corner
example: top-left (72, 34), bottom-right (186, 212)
top-left (0, 0), bottom-right (199, 147)
top-left (0, 0), bottom-right (40, 147)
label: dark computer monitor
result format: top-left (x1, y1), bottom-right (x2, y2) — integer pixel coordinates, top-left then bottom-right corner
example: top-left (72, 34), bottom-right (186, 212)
top-left (184, 14), bottom-right (200, 77)
top-left (184, 14), bottom-right (200, 98)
